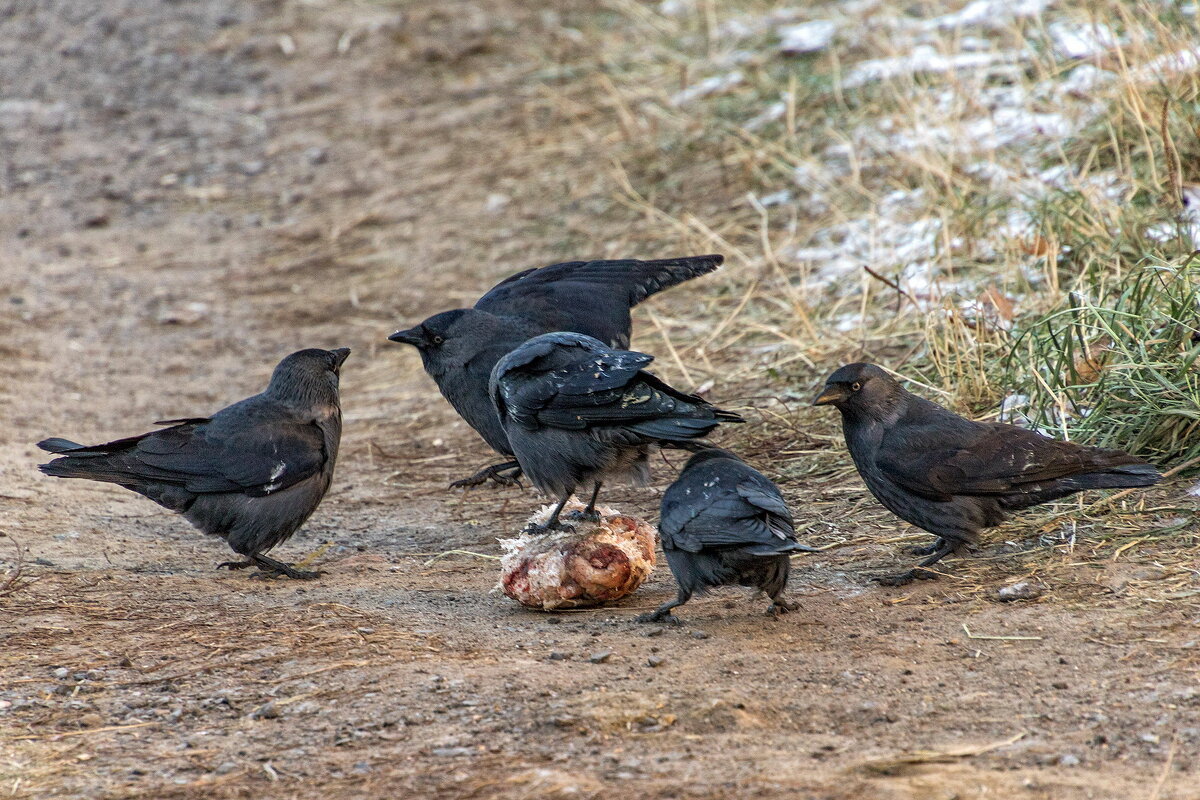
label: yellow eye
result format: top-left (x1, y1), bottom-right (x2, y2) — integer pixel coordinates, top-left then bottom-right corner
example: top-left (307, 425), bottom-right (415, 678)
top-left (851, 382), bottom-right (861, 392)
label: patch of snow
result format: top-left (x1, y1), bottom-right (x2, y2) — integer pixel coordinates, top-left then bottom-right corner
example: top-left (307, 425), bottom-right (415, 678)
top-left (1133, 47), bottom-right (1200, 81)
top-left (843, 45), bottom-right (1030, 88)
top-left (745, 100), bottom-right (785, 131)
top-left (1048, 21), bottom-right (1121, 59)
top-left (917, 0), bottom-right (1051, 31)
top-left (670, 71), bottom-right (744, 106)
top-left (778, 20), bottom-right (837, 55)
top-left (1057, 64), bottom-right (1117, 97)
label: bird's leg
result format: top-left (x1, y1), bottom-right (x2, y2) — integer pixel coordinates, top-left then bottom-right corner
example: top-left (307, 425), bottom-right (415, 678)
top-left (909, 536), bottom-right (946, 556)
top-left (635, 590), bottom-right (690, 626)
top-left (566, 482), bottom-right (603, 522)
top-left (874, 538), bottom-right (959, 586)
top-left (247, 553), bottom-right (324, 580)
top-left (449, 460), bottom-right (523, 489)
top-left (525, 492), bottom-right (575, 534)
top-left (216, 559), bottom-right (254, 571)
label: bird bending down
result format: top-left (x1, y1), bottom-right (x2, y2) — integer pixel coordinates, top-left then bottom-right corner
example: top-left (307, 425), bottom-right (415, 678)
top-left (388, 254), bottom-right (724, 488)
top-left (637, 448), bottom-right (818, 625)
top-left (814, 363), bottom-right (1160, 585)
top-left (37, 348), bottom-right (350, 579)
top-left (490, 332), bottom-right (743, 532)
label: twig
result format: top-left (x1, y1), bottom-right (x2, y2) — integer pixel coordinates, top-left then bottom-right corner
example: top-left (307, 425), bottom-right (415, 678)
top-left (1146, 733), bottom-right (1179, 800)
top-left (962, 623), bottom-right (1042, 641)
top-left (862, 265), bottom-right (913, 312)
top-left (423, 549), bottom-right (501, 566)
top-left (8, 721), bottom-right (158, 741)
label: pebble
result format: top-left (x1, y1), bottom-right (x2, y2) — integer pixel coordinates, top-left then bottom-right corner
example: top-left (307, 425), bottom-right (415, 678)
top-left (431, 747), bottom-right (472, 757)
top-left (647, 656), bottom-right (664, 668)
top-left (690, 630), bottom-right (710, 640)
top-left (644, 627), bottom-right (664, 637)
top-left (251, 701), bottom-right (279, 719)
top-left (548, 651), bottom-right (567, 661)
top-left (997, 581), bottom-right (1042, 602)
top-left (214, 762), bottom-right (237, 775)
top-left (52, 667), bottom-right (70, 679)
top-left (1058, 754), bottom-right (1081, 767)
top-left (589, 651), bottom-right (612, 664)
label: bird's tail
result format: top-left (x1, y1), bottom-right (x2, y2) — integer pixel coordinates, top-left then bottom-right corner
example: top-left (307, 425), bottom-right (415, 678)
top-left (1072, 462), bottom-right (1161, 490)
top-left (37, 438), bottom-right (136, 484)
top-left (628, 254), bottom-right (724, 306)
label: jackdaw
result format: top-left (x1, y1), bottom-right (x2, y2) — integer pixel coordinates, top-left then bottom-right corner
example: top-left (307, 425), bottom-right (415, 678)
top-left (37, 347), bottom-right (350, 579)
top-left (637, 448), bottom-right (818, 624)
top-left (814, 362), bottom-right (1161, 584)
top-left (388, 254), bottom-right (723, 487)
top-left (490, 332), bottom-right (743, 530)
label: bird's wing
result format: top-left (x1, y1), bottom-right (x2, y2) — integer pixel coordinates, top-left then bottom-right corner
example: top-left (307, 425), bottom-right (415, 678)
top-left (878, 423), bottom-right (1137, 499)
top-left (736, 478), bottom-right (796, 539)
top-left (501, 349), bottom-right (658, 430)
top-left (122, 417), bottom-right (327, 497)
top-left (475, 256), bottom-right (723, 346)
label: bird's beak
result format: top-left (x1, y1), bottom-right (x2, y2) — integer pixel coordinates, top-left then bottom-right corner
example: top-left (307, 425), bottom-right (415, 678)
top-left (813, 385), bottom-right (846, 406)
top-left (331, 347), bottom-right (351, 368)
top-left (387, 326), bottom-right (423, 347)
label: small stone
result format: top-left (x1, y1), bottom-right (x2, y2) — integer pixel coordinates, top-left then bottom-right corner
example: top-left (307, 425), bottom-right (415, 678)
top-left (251, 702), bottom-right (279, 719)
top-left (304, 147), bottom-right (328, 165)
top-left (1058, 754), bottom-right (1081, 767)
top-left (997, 581), bottom-right (1042, 602)
top-left (647, 656), bottom-right (664, 668)
top-left (355, 627), bottom-right (375, 635)
top-left (214, 761), bottom-right (237, 775)
top-left (548, 651), bottom-right (567, 661)
top-left (589, 651), bottom-right (612, 664)
top-left (690, 630), bottom-right (710, 640)
top-left (1140, 733), bottom-right (1160, 744)
top-left (52, 667), bottom-right (70, 679)
top-left (644, 627), bottom-right (664, 637)
top-left (431, 747), bottom-right (472, 757)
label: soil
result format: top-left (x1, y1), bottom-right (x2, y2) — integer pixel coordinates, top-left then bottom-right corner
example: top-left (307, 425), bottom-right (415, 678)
top-left (1, 2), bottom-right (1196, 798)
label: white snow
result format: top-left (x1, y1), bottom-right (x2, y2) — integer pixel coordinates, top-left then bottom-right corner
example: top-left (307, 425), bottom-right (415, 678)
top-left (778, 20), bottom-right (837, 54)
top-left (670, 70), bottom-right (744, 106)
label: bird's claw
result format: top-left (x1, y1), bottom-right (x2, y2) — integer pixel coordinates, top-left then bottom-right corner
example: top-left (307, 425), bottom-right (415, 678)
top-left (522, 521), bottom-right (575, 535)
top-left (766, 600), bottom-right (799, 617)
top-left (872, 568), bottom-right (938, 586)
top-left (449, 462), bottom-right (523, 490)
top-left (636, 611), bottom-right (683, 626)
top-left (217, 560), bottom-right (254, 571)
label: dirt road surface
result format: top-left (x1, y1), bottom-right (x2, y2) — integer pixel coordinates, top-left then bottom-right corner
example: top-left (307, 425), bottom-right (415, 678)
top-left (2, 2), bottom-right (1196, 798)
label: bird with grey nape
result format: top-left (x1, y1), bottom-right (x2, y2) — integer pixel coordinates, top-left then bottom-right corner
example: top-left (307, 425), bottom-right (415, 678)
top-left (490, 332), bottom-right (743, 532)
top-left (37, 347), bottom-right (350, 579)
top-left (637, 448), bottom-right (818, 625)
top-left (388, 254), bottom-right (723, 488)
top-left (814, 362), bottom-right (1161, 585)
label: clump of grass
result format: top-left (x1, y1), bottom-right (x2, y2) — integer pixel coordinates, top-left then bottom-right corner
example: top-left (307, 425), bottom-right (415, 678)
top-left (1005, 255), bottom-right (1200, 468)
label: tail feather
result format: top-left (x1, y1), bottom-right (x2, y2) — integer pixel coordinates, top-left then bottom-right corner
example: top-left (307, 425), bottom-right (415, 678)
top-left (37, 438), bottom-right (86, 454)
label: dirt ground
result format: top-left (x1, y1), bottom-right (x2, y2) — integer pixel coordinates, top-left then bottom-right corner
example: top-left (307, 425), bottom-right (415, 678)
top-left (2, 2), bottom-right (1197, 798)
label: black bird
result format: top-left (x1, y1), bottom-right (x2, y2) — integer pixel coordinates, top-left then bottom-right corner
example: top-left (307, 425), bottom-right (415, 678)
top-left (637, 448), bottom-right (818, 625)
top-left (490, 332), bottom-right (743, 531)
top-left (37, 348), bottom-right (350, 579)
top-left (814, 363), bottom-right (1161, 584)
top-left (388, 254), bottom-right (723, 488)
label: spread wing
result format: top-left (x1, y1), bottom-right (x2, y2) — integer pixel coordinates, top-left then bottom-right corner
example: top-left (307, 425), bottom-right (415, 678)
top-left (475, 255), bottom-right (723, 346)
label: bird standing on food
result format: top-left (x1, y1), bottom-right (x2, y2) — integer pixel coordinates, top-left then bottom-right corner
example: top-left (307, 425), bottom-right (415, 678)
top-left (388, 254), bottom-right (723, 488)
top-left (637, 448), bottom-right (818, 625)
top-left (813, 363), bottom-right (1160, 585)
top-left (37, 348), bottom-right (350, 579)
top-left (490, 332), bottom-right (743, 532)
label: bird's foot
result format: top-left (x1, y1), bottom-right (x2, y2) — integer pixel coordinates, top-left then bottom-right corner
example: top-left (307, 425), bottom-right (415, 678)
top-left (909, 538), bottom-right (946, 556)
top-left (216, 559), bottom-right (254, 571)
top-left (522, 521), bottom-right (575, 535)
top-left (244, 554), bottom-right (323, 580)
top-left (635, 610), bottom-right (683, 626)
top-left (872, 567), bottom-right (938, 587)
top-left (449, 461), bottom-right (523, 489)
top-left (565, 508), bottom-right (601, 523)
top-left (766, 599), bottom-right (799, 617)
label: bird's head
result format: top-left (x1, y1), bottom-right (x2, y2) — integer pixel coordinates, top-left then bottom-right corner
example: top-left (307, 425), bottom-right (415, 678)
top-left (267, 347), bottom-right (351, 407)
top-left (812, 362), bottom-right (901, 419)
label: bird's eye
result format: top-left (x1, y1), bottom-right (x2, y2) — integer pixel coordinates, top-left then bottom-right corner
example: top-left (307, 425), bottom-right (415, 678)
top-left (851, 382), bottom-right (861, 392)
top-left (432, 335), bottom-right (444, 345)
